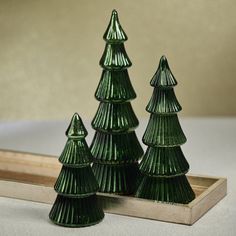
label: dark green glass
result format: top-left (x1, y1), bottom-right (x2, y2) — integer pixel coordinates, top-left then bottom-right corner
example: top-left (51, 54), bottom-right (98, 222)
top-left (91, 131), bottom-right (143, 164)
top-left (49, 113), bottom-right (104, 227)
top-left (90, 10), bottom-right (144, 194)
top-left (59, 139), bottom-right (92, 167)
top-left (143, 114), bottom-right (187, 147)
top-left (92, 162), bottom-right (140, 194)
top-left (49, 195), bottom-right (104, 227)
top-left (135, 56), bottom-right (195, 204)
top-left (135, 175), bottom-right (195, 203)
top-left (150, 57), bottom-right (177, 87)
top-left (92, 102), bottom-right (139, 133)
top-left (100, 43), bottom-right (132, 70)
top-left (54, 166), bottom-right (99, 197)
top-left (95, 70), bottom-right (136, 102)
top-left (146, 88), bottom-right (182, 114)
top-left (103, 10), bottom-right (127, 42)
top-left (139, 147), bottom-right (189, 177)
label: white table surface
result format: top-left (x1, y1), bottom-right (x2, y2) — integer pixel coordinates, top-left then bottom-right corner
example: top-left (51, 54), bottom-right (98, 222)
top-left (0, 118), bottom-right (235, 236)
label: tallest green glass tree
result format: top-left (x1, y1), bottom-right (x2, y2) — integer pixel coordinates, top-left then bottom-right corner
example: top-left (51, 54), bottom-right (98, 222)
top-left (90, 10), bottom-right (144, 195)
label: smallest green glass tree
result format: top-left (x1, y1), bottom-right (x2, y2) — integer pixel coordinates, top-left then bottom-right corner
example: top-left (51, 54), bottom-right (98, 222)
top-left (49, 113), bottom-right (104, 227)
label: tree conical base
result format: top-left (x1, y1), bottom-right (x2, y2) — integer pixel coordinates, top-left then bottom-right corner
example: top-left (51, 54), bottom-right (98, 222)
top-left (135, 175), bottom-right (195, 204)
top-left (49, 195), bottom-right (104, 227)
top-left (92, 162), bottom-right (140, 195)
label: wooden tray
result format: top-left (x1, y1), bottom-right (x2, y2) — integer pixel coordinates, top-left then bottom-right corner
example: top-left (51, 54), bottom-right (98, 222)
top-left (0, 150), bottom-right (227, 225)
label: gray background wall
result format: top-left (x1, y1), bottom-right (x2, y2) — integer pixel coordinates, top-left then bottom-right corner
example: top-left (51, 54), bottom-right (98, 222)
top-left (0, 0), bottom-right (235, 120)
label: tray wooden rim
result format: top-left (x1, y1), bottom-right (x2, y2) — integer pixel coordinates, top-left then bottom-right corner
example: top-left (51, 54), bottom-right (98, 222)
top-left (0, 149), bottom-right (227, 225)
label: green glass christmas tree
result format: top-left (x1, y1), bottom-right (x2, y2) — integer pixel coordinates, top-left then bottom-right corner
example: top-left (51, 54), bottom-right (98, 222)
top-left (90, 10), bottom-right (144, 195)
top-left (49, 113), bottom-right (104, 227)
top-left (135, 56), bottom-right (195, 203)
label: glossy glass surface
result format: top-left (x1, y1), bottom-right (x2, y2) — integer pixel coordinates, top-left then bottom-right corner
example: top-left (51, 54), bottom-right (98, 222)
top-left (146, 88), bottom-right (182, 114)
top-left (150, 56), bottom-right (177, 87)
top-left (91, 10), bottom-right (143, 194)
top-left (136, 175), bottom-right (195, 203)
top-left (91, 131), bottom-right (143, 164)
top-left (59, 139), bottom-right (92, 167)
top-left (92, 102), bottom-right (139, 133)
top-left (143, 114), bottom-right (187, 147)
top-left (49, 113), bottom-right (104, 227)
top-left (139, 147), bottom-right (189, 177)
top-left (95, 70), bottom-right (136, 102)
top-left (92, 162), bottom-right (140, 194)
top-left (136, 56), bottom-right (195, 203)
top-left (54, 166), bottom-right (99, 197)
top-left (49, 195), bottom-right (104, 227)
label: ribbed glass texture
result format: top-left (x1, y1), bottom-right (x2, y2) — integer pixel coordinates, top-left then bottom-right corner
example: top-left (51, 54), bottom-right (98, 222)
top-left (49, 113), bottom-right (104, 227)
top-left (103, 9), bottom-right (128, 42)
top-left (135, 56), bottom-right (195, 203)
top-left (91, 131), bottom-right (143, 164)
top-left (59, 139), bottom-right (92, 167)
top-left (146, 88), bottom-right (182, 114)
top-left (150, 57), bottom-right (177, 87)
top-left (143, 114), bottom-right (187, 147)
top-left (49, 195), bottom-right (104, 227)
top-left (100, 44), bottom-right (132, 70)
top-left (136, 175), bottom-right (195, 203)
top-left (139, 147), bottom-right (189, 177)
top-left (54, 166), bottom-right (99, 197)
top-left (95, 70), bottom-right (136, 102)
top-left (91, 10), bottom-right (143, 194)
top-left (92, 162), bottom-right (140, 194)
top-left (92, 102), bottom-right (139, 133)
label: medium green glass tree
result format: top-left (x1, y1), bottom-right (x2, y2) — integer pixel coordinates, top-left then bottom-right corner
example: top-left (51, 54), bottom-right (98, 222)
top-left (49, 113), bottom-right (104, 227)
top-left (90, 10), bottom-right (144, 195)
top-left (135, 56), bottom-right (195, 203)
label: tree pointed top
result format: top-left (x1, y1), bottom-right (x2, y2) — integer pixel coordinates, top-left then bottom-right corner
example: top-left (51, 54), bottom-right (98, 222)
top-left (66, 113), bottom-right (88, 139)
top-left (103, 9), bottom-right (128, 42)
top-left (150, 55), bottom-right (178, 87)
top-left (159, 55), bottom-right (168, 69)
